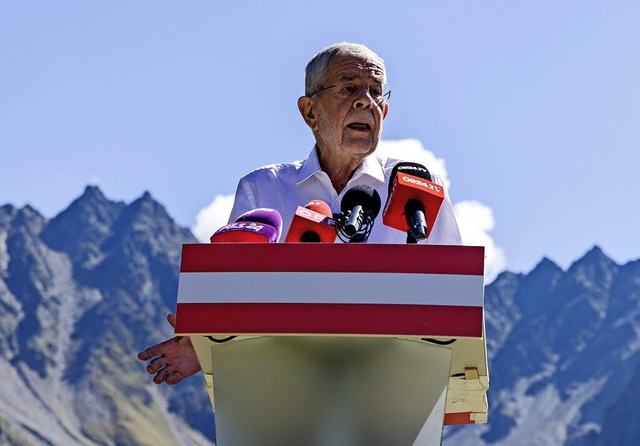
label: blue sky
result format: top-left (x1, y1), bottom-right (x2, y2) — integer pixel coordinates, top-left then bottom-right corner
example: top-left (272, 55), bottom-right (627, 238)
top-left (2, 1), bottom-right (639, 277)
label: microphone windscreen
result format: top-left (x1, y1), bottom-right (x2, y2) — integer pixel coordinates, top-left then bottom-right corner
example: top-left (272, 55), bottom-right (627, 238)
top-left (210, 221), bottom-right (279, 243)
top-left (304, 199), bottom-right (332, 217)
top-left (210, 208), bottom-right (282, 243)
top-left (284, 199), bottom-right (337, 243)
top-left (340, 185), bottom-right (382, 218)
top-left (382, 170), bottom-right (444, 239)
top-left (388, 162), bottom-right (432, 193)
top-left (234, 208), bottom-right (283, 241)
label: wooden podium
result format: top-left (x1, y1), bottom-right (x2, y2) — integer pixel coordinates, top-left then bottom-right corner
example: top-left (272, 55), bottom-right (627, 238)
top-left (175, 243), bottom-right (488, 445)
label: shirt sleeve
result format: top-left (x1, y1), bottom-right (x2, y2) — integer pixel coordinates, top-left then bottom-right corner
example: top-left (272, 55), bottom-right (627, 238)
top-left (228, 176), bottom-right (258, 224)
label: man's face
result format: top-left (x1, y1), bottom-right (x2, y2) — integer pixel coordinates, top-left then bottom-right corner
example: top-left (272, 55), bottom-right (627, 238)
top-left (306, 54), bottom-right (389, 162)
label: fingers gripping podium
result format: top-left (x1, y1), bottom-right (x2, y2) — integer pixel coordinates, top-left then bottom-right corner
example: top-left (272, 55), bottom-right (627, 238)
top-left (175, 244), bottom-right (488, 445)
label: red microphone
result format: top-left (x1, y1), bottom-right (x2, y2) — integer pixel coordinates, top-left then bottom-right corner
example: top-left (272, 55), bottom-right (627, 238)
top-left (285, 200), bottom-right (337, 243)
top-left (382, 162), bottom-right (445, 242)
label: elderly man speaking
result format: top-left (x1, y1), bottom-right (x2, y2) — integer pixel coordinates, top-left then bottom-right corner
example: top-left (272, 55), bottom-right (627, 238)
top-left (138, 42), bottom-right (462, 385)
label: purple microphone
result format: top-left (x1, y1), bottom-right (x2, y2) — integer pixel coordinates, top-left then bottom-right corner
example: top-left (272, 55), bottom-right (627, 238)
top-left (210, 208), bottom-right (282, 243)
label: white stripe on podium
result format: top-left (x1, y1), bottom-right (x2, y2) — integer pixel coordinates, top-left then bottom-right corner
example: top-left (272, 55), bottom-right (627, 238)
top-left (178, 272), bottom-right (484, 307)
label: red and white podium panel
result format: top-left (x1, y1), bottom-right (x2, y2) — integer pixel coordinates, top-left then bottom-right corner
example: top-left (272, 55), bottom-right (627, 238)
top-left (175, 243), bottom-right (489, 444)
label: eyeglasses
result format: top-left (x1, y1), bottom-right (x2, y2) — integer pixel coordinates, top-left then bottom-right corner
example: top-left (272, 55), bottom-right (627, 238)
top-left (311, 83), bottom-right (391, 107)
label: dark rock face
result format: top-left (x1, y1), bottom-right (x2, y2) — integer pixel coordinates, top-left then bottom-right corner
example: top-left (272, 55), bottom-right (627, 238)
top-left (2, 187), bottom-right (639, 445)
top-left (0, 187), bottom-right (213, 445)
top-left (446, 247), bottom-right (640, 445)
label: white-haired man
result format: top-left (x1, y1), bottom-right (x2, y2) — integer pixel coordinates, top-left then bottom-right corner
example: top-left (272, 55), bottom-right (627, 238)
top-left (138, 42), bottom-right (462, 384)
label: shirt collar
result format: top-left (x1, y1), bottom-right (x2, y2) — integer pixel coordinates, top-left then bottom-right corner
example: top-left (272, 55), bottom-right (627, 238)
top-left (297, 145), bottom-right (386, 185)
top-left (297, 146), bottom-right (323, 184)
top-left (350, 151), bottom-right (386, 184)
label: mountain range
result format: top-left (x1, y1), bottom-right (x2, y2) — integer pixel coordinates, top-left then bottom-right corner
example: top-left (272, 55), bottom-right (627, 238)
top-left (1, 187), bottom-right (638, 445)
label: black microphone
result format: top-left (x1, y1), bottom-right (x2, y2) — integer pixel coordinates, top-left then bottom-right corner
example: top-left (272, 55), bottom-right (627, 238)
top-left (336, 185), bottom-right (381, 243)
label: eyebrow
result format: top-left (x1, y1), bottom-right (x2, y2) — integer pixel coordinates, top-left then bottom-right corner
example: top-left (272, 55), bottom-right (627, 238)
top-left (337, 74), bottom-right (383, 84)
top-left (338, 74), bottom-right (357, 82)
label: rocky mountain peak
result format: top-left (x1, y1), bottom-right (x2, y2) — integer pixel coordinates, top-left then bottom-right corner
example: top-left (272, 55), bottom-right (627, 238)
top-left (0, 204), bottom-right (18, 228)
top-left (2, 204), bottom-right (47, 237)
top-left (2, 187), bottom-right (639, 446)
top-left (41, 186), bottom-right (125, 267)
top-left (566, 245), bottom-right (619, 294)
top-left (0, 187), bottom-right (214, 444)
top-left (513, 256), bottom-right (564, 315)
top-left (105, 190), bottom-right (195, 263)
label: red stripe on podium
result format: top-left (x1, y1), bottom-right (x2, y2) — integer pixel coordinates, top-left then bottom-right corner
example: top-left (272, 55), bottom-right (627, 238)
top-left (180, 243), bottom-right (485, 275)
top-left (175, 302), bottom-right (483, 338)
top-left (444, 412), bottom-right (474, 425)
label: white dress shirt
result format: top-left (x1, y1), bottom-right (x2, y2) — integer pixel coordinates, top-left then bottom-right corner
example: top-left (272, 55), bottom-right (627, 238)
top-left (229, 146), bottom-right (462, 245)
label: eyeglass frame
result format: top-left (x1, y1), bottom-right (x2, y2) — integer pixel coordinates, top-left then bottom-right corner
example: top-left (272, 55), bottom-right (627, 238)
top-left (309, 83), bottom-right (391, 107)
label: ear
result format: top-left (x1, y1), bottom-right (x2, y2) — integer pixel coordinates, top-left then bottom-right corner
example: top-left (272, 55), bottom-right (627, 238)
top-left (382, 101), bottom-right (389, 119)
top-left (298, 96), bottom-right (318, 131)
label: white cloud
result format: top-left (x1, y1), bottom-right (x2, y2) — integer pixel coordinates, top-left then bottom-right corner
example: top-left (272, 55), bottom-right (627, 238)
top-left (376, 138), bottom-right (451, 189)
top-left (454, 200), bottom-right (506, 283)
top-left (191, 194), bottom-right (235, 242)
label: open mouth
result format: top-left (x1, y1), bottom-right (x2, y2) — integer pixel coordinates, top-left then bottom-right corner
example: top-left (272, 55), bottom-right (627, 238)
top-left (347, 122), bottom-right (371, 131)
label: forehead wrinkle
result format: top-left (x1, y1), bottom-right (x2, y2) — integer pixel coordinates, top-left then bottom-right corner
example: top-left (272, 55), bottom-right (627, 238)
top-left (328, 56), bottom-right (385, 83)
top-left (334, 71), bottom-right (384, 85)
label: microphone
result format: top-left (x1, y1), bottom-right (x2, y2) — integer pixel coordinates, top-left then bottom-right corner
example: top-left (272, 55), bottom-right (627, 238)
top-left (382, 162), bottom-right (445, 243)
top-left (285, 199), bottom-right (337, 243)
top-left (336, 185), bottom-right (381, 243)
top-left (210, 208), bottom-right (282, 243)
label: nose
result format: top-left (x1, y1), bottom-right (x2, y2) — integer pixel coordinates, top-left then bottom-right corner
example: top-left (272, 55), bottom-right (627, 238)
top-left (353, 85), bottom-right (375, 109)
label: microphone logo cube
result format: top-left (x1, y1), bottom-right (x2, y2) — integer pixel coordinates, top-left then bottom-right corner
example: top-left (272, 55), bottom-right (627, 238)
top-left (284, 206), bottom-right (337, 243)
top-left (382, 173), bottom-right (445, 238)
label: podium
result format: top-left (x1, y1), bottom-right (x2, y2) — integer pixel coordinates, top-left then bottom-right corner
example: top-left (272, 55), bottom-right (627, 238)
top-left (175, 243), bottom-right (488, 445)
